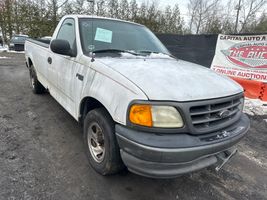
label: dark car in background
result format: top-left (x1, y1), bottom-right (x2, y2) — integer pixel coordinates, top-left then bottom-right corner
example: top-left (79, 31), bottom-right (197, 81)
top-left (9, 34), bottom-right (29, 51)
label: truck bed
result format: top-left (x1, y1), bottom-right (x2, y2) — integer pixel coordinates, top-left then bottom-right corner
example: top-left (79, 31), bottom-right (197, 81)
top-left (26, 38), bottom-right (50, 49)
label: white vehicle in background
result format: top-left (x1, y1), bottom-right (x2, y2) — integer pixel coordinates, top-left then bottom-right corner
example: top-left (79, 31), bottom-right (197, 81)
top-left (41, 36), bottom-right (52, 40)
top-left (25, 15), bottom-right (250, 178)
top-left (41, 36), bottom-right (52, 42)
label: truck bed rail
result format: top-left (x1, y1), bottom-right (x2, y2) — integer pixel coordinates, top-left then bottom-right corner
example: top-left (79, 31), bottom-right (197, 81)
top-left (26, 38), bottom-right (50, 48)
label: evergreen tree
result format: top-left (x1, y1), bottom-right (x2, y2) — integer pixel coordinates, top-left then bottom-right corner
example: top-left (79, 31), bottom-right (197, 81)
top-left (254, 13), bottom-right (267, 33)
top-left (129, 0), bottom-right (138, 21)
top-left (96, 0), bottom-right (106, 16)
top-left (108, 0), bottom-right (119, 18)
top-left (119, 0), bottom-right (130, 20)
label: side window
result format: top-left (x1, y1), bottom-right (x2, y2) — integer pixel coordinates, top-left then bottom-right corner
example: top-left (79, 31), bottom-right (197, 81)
top-left (57, 18), bottom-right (76, 54)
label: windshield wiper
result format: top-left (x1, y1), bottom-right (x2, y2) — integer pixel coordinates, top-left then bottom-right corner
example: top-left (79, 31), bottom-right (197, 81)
top-left (93, 49), bottom-right (140, 56)
top-left (138, 50), bottom-right (161, 54)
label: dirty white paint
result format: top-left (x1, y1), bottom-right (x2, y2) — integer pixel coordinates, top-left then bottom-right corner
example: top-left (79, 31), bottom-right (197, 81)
top-left (99, 57), bottom-right (243, 101)
top-left (25, 15), bottom-right (243, 125)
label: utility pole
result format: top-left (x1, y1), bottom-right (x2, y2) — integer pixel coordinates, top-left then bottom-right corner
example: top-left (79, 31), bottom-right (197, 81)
top-left (234, 0), bottom-right (242, 33)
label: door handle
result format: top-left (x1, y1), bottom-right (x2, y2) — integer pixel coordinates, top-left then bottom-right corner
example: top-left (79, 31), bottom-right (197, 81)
top-left (76, 73), bottom-right (84, 81)
top-left (47, 57), bottom-right (52, 64)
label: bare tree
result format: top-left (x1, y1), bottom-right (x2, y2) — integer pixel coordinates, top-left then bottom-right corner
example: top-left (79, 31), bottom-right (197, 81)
top-left (188, 0), bottom-right (220, 34)
top-left (239, 0), bottom-right (267, 32)
top-left (220, 0), bottom-right (236, 33)
top-left (188, 0), bottom-right (199, 33)
top-left (48, 0), bottom-right (69, 30)
top-left (254, 12), bottom-right (267, 32)
top-left (96, 0), bottom-right (106, 16)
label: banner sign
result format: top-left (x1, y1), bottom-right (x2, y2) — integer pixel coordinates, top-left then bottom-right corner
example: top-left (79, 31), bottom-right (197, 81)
top-left (211, 34), bottom-right (267, 83)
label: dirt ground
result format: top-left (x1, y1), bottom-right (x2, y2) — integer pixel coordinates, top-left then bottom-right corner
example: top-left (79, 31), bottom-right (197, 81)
top-left (0, 52), bottom-right (266, 200)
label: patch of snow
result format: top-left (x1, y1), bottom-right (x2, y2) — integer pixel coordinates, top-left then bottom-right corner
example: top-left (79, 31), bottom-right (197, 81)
top-left (118, 52), bottom-right (142, 58)
top-left (239, 151), bottom-right (267, 169)
top-left (243, 98), bottom-right (267, 116)
top-left (0, 45), bottom-right (8, 52)
top-left (120, 52), bottom-right (172, 59)
top-left (0, 56), bottom-right (10, 59)
top-left (146, 52), bottom-right (172, 59)
top-left (7, 50), bottom-right (25, 54)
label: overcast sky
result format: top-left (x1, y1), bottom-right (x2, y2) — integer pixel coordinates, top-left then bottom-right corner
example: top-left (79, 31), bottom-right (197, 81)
top-left (136, 0), bottom-right (267, 22)
top-left (136, 0), bottom-right (267, 21)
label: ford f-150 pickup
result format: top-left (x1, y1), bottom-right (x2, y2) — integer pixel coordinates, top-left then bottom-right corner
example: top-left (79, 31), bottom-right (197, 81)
top-left (25, 15), bottom-right (250, 178)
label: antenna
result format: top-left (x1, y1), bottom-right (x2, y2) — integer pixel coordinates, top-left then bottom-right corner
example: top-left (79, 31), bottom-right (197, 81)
top-left (87, 0), bottom-right (95, 62)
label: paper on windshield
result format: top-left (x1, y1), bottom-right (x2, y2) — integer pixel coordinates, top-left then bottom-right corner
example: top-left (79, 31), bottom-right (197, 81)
top-left (94, 28), bottom-right (113, 43)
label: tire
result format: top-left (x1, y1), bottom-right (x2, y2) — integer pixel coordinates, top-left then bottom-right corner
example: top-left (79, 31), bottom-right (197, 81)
top-left (29, 67), bottom-right (45, 94)
top-left (83, 108), bottom-right (124, 175)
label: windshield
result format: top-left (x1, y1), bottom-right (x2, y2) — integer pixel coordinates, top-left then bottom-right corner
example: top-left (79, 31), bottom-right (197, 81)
top-left (79, 18), bottom-right (170, 56)
top-left (11, 36), bottom-right (28, 43)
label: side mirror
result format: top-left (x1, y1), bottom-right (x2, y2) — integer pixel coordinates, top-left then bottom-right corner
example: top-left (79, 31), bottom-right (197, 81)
top-left (50, 39), bottom-right (74, 57)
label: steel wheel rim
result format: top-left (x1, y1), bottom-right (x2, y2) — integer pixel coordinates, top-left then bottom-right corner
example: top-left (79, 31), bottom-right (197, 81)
top-left (87, 122), bottom-right (105, 163)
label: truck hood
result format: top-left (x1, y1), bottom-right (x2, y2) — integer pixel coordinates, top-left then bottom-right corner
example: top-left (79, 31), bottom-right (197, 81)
top-left (98, 57), bottom-right (243, 101)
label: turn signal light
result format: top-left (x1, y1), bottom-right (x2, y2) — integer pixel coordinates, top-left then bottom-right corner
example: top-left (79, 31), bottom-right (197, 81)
top-left (129, 104), bottom-right (153, 127)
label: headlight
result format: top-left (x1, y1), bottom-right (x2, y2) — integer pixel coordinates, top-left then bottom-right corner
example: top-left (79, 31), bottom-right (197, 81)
top-left (129, 104), bottom-right (184, 128)
top-left (10, 43), bottom-right (14, 47)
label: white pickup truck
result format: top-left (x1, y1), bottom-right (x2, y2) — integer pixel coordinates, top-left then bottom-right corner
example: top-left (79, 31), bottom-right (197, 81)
top-left (25, 15), bottom-right (250, 178)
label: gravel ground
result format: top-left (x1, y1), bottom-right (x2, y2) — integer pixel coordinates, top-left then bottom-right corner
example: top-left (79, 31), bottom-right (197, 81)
top-left (0, 52), bottom-right (266, 200)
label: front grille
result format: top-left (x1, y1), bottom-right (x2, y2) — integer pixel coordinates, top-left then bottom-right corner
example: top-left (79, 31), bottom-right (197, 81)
top-left (189, 95), bottom-right (243, 133)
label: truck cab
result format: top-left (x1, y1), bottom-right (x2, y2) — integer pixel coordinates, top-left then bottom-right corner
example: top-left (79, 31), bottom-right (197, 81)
top-left (25, 15), bottom-right (250, 178)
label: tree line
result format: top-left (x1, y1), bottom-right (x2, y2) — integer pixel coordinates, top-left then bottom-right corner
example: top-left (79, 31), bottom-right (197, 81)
top-left (0, 0), bottom-right (266, 44)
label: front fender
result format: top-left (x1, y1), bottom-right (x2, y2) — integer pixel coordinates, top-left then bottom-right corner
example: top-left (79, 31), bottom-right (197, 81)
top-left (80, 69), bottom-right (148, 125)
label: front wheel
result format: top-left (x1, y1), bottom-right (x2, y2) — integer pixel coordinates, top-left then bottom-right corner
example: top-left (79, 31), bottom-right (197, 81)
top-left (83, 108), bottom-right (124, 175)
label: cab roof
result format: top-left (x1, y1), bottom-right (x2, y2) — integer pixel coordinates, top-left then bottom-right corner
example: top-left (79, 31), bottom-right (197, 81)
top-left (64, 15), bottom-right (143, 27)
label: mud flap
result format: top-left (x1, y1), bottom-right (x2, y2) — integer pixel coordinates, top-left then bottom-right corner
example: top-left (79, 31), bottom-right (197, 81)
top-left (215, 148), bottom-right (238, 171)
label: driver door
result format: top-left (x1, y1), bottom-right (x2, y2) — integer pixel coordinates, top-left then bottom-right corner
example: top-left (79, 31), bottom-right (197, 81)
top-left (48, 18), bottom-right (77, 116)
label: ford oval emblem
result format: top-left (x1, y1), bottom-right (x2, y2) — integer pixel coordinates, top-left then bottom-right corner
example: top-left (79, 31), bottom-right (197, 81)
top-left (218, 110), bottom-right (231, 119)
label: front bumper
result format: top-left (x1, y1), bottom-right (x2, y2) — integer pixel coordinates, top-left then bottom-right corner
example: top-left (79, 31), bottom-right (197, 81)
top-left (115, 114), bottom-right (250, 178)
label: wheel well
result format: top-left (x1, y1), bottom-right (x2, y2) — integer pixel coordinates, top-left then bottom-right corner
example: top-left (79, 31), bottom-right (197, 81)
top-left (79, 97), bottom-right (107, 123)
top-left (28, 58), bottom-right (33, 68)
